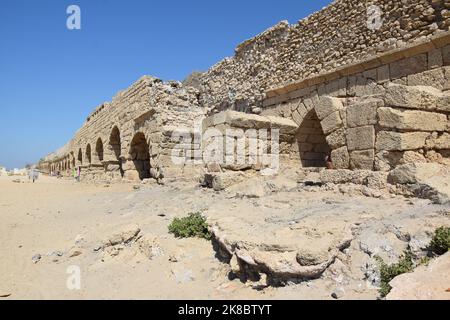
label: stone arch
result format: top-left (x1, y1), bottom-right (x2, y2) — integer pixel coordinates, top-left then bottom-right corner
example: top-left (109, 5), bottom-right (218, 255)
top-left (109, 126), bottom-right (122, 159)
top-left (95, 138), bottom-right (104, 162)
top-left (129, 132), bottom-right (151, 180)
top-left (109, 126), bottom-right (124, 177)
top-left (77, 148), bottom-right (83, 165)
top-left (85, 144), bottom-right (92, 165)
top-left (295, 108), bottom-right (331, 167)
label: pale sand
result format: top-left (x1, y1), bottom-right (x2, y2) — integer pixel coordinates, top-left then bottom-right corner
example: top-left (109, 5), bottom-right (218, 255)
top-left (1, 174), bottom-right (447, 300)
top-left (0, 175), bottom-right (285, 299)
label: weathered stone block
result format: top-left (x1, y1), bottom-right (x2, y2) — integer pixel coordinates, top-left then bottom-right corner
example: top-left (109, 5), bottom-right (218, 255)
top-left (443, 45), bottom-right (450, 66)
top-left (291, 109), bottom-right (302, 126)
top-left (377, 65), bottom-right (390, 83)
top-left (428, 48), bottom-right (443, 69)
top-left (407, 68), bottom-right (446, 90)
top-left (436, 94), bottom-right (450, 112)
top-left (267, 116), bottom-right (298, 134)
top-left (346, 100), bottom-right (380, 128)
top-left (426, 133), bottom-right (450, 150)
top-left (388, 163), bottom-right (443, 184)
top-left (389, 54), bottom-right (428, 79)
top-left (376, 131), bottom-right (430, 151)
top-left (320, 111), bottom-right (343, 135)
top-left (346, 126), bottom-right (375, 151)
top-left (384, 84), bottom-right (440, 111)
top-left (324, 77), bottom-right (347, 97)
top-left (315, 96), bottom-right (343, 120)
top-left (331, 147), bottom-right (349, 169)
top-left (349, 150), bottom-right (375, 170)
top-left (325, 128), bottom-right (346, 149)
top-left (378, 107), bottom-right (447, 132)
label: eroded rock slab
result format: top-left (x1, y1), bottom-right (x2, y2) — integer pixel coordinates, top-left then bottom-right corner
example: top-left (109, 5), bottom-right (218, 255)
top-left (387, 252), bottom-right (450, 300)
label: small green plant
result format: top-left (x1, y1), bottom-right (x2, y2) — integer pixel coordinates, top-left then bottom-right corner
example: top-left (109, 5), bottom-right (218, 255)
top-left (418, 256), bottom-right (431, 266)
top-left (430, 227), bottom-right (450, 255)
top-left (375, 251), bottom-right (414, 297)
top-left (168, 212), bottom-right (211, 240)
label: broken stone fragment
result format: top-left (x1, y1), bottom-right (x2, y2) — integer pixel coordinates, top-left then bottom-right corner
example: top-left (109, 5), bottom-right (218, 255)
top-left (31, 254), bottom-right (41, 264)
top-left (69, 248), bottom-right (82, 258)
top-left (104, 224), bottom-right (141, 247)
top-left (137, 234), bottom-right (163, 259)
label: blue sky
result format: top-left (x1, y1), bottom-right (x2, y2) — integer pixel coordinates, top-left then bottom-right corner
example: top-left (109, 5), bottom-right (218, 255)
top-left (0, 0), bottom-right (332, 169)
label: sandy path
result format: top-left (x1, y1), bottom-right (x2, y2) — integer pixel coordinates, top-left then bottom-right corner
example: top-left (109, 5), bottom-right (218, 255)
top-left (2, 174), bottom-right (446, 300)
top-left (0, 175), bottom-right (265, 299)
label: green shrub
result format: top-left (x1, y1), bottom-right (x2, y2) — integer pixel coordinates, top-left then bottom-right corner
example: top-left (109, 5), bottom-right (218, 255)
top-left (375, 251), bottom-right (414, 297)
top-left (168, 212), bottom-right (211, 240)
top-left (430, 227), bottom-right (450, 255)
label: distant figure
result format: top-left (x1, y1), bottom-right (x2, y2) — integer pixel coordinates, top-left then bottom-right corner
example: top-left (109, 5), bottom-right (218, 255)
top-left (28, 169), bottom-right (39, 183)
top-left (72, 168), bottom-right (77, 181)
top-left (76, 166), bottom-right (81, 182)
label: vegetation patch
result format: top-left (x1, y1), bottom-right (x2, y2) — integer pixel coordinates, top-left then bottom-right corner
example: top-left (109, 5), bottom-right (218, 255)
top-left (168, 212), bottom-right (212, 240)
top-left (430, 226), bottom-right (450, 255)
top-left (375, 251), bottom-right (414, 298)
top-left (375, 226), bottom-right (450, 297)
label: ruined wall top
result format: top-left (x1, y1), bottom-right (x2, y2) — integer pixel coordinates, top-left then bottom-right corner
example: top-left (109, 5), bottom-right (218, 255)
top-left (198, 0), bottom-right (450, 113)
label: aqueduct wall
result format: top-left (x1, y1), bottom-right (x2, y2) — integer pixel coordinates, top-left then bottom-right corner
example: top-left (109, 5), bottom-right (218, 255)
top-left (40, 0), bottom-right (450, 181)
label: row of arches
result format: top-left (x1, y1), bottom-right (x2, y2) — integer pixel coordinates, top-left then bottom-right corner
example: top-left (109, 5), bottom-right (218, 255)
top-left (49, 126), bottom-right (153, 181)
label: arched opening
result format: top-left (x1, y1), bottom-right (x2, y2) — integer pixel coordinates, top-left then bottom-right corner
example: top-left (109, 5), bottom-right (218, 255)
top-left (295, 109), bottom-right (331, 168)
top-left (78, 148), bottom-right (83, 165)
top-left (109, 126), bottom-right (121, 159)
top-left (109, 126), bottom-right (124, 177)
top-left (95, 138), bottom-right (104, 162)
top-left (85, 144), bottom-right (92, 165)
top-left (129, 132), bottom-right (151, 180)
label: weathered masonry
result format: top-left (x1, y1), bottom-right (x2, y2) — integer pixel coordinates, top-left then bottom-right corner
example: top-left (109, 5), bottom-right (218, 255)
top-left (40, 0), bottom-right (450, 181)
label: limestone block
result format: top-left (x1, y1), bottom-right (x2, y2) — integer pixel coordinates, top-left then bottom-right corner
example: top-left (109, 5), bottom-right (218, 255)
top-left (376, 131), bottom-right (430, 151)
top-left (384, 84), bottom-right (440, 110)
top-left (349, 150), bottom-right (375, 170)
top-left (387, 163), bottom-right (444, 184)
top-left (226, 111), bottom-right (270, 129)
top-left (346, 100), bottom-right (381, 128)
top-left (377, 65), bottom-right (390, 83)
top-left (325, 128), bottom-right (346, 149)
top-left (291, 109), bottom-right (304, 126)
top-left (323, 77), bottom-right (347, 97)
top-left (378, 107), bottom-right (447, 132)
top-left (389, 54), bottom-right (427, 79)
top-left (266, 116), bottom-right (298, 134)
top-left (314, 96), bottom-right (343, 120)
top-left (407, 68), bottom-right (446, 90)
top-left (428, 48), bottom-right (443, 69)
top-left (346, 126), bottom-right (375, 151)
top-left (331, 147), bottom-right (349, 169)
top-left (426, 132), bottom-right (450, 150)
top-left (436, 94), bottom-right (450, 112)
top-left (401, 151), bottom-right (427, 164)
top-left (443, 45), bottom-right (450, 66)
top-left (320, 111), bottom-right (343, 135)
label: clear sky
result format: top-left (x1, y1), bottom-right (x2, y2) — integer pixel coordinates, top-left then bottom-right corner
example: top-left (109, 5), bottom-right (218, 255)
top-left (0, 0), bottom-right (332, 169)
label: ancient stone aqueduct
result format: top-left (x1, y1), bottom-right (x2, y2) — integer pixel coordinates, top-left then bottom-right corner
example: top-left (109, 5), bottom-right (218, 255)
top-left (40, 0), bottom-right (450, 183)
